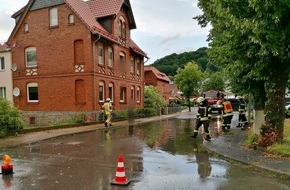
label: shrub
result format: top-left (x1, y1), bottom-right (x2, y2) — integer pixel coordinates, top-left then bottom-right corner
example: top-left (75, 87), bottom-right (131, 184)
top-left (136, 108), bottom-right (157, 117)
top-left (0, 99), bottom-right (23, 137)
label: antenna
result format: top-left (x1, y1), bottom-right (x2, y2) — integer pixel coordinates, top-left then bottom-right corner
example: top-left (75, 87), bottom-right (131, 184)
top-left (11, 63), bottom-right (17, 72)
top-left (13, 87), bottom-right (20, 97)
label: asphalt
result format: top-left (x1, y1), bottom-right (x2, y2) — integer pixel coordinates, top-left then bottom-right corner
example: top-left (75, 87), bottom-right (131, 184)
top-left (0, 111), bottom-right (289, 180)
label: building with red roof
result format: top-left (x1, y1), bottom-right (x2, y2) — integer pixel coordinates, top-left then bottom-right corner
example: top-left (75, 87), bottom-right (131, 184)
top-left (144, 66), bottom-right (171, 104)
top-left (7, 0), bottom-right (147, 124)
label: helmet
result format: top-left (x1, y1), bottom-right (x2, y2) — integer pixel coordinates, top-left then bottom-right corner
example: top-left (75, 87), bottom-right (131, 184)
top-left (106, 98), bottom-right (111, 102)
top-left (197, 97), bottom-right (205, 103)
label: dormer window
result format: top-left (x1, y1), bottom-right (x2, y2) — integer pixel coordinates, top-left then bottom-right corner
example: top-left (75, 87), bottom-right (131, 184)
top-left (98, 42), bottom-right (104, 65)
top-left (49, 8), bottom-right (58, 27)
top-left (119, 16), bottom-right (126, 39)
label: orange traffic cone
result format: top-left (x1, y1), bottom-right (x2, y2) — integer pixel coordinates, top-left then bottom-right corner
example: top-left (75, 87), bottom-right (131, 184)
top-left (110, 154), bottom-right (130, 186)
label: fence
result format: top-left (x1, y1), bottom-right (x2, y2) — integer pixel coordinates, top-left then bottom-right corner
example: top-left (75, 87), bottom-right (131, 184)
top-left (21, 105), bottom-right (182, 128)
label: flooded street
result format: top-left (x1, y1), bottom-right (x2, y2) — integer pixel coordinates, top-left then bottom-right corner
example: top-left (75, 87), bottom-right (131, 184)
top-left (1, 114), bottom-right (289, 190)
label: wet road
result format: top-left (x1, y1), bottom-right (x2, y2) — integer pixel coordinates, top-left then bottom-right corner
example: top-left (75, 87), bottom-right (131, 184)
top-left (1, 113), bottom-right (289, 190)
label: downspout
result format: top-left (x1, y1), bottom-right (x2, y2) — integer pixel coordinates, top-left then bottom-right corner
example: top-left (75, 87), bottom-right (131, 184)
top-left (93, 35), bottom-right (101, 119)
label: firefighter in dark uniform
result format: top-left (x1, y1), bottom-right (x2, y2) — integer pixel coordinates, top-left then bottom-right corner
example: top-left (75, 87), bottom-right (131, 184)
top-left (217, 99), bottom-right (233, 131)
top-left (236, 97), bottom-right (248, 130)
top-left (191, 97), bottom-right (212, 141)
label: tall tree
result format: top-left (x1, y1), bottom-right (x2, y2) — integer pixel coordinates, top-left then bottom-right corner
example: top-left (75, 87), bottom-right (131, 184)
top-left (174, 62), bottom-right (203, 112)
top-left (195, 0), bottom-right (290, 141)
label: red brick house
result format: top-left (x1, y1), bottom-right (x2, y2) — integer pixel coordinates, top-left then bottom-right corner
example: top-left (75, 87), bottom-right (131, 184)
top-left (144, 66), bottom-right (171, 104)
top-left (8, 0), bottom-right (147, 118)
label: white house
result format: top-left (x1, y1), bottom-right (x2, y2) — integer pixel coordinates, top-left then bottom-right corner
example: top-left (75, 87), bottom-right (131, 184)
top-left (0, 43), bottom-right (14, 104)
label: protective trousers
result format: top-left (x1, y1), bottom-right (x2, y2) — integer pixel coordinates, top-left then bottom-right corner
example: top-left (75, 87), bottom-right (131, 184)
top-left (192, 119), bottom-right (211, 139)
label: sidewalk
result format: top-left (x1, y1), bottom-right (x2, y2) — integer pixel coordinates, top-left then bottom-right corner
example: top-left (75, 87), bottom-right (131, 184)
top-left (203, 125), bottom-right (290, 180)
top-left (0, 111), bottom-right (289, 180)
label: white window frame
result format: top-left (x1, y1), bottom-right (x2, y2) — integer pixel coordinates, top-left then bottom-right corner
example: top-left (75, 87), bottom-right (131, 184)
top-left (24, 23), bottom-right (29, 32)
top-left (136, 58), bottom-right (140, 75)
top-left (137, 87), bottom-right (140, 103)
top-left (120, 87), bottom-right (126, 103)
top-left (131, 86), bottom-right (135, 100)
top-left (130, 56), bottom-right (134, 73)
top-left (99, 81), bottom-right (104, 102)
top-left (109, 83), bottom-right (114, 102)
top-left (25, 47), bottom-right (37, 67)
top-left (98, 43), bottom-right (104, 65)
top-left (108, 46), bottom-right (113, 67)
top-left (0, 87), bottom-right (6, 99)
top-left (68, 14), bottom-right (74, 24)
top-left (49, 8), bottom-right (58, 27)
top-left (0, 57), bottom-right (5, 70)
top-left (27, 83), bottom-right (39, 102)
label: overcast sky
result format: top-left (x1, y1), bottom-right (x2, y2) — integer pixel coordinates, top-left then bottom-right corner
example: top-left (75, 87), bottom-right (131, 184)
top-left (0, 0), bottom-right (210, 64)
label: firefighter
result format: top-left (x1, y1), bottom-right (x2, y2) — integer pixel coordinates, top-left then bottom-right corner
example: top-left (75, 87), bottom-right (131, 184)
top-left (191, 97), bottom-right (212, 141)
top-left (219, 99), bottom-right (233, 131)
top-left (102, 98), bottom-right (113, 127)
top-left (236, 97), bottom-right (248, 130)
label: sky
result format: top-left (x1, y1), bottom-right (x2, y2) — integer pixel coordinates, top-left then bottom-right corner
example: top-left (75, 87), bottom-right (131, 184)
top-left (0, 0), bottom-right (210, 64)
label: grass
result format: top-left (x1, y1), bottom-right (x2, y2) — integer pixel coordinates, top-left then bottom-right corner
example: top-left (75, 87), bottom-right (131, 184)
top-left (266, 119), bottom-right (290, 158)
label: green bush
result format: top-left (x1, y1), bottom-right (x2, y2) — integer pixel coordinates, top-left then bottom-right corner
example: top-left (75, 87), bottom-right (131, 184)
top-left (137, 108), bottom-right (157, 117)
top-left (0, 99), bottom-right (23, 137)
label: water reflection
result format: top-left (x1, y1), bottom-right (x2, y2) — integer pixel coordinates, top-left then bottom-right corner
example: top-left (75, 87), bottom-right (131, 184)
top-left (0, 117), bottom-right (289, 190)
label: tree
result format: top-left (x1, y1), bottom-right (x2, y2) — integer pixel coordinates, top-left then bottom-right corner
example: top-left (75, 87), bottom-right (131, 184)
top-left (195, 0), bottom-right (290, 143)
top-left (144, 86), bottom-right (166, 109)
top-left (201, 72), bottom-right (225, 91)
top-left (174, 62), bottom-right (203, 112)
top-left (0, 99), bottom-right (23, 137)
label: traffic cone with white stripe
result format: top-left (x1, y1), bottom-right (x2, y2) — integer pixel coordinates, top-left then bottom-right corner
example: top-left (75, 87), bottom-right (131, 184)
top-left (110, 154), bottom-right (130, 186)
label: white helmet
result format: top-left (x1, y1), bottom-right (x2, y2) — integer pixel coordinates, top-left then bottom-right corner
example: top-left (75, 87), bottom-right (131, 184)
top-left (197, 97), bottom-right (205, 103)
top-left (106, 98), bottom-right (111, 102)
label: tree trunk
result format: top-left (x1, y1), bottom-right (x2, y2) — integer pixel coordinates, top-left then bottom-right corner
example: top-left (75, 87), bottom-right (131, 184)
top-left (265, 81), bottom-right (286, 135)
top-left (188, 97), bottom-right (191, 112)
top-left (264, 62), bottom-right (288, 138)
top-left (252, 93), bottom-right (266, 134)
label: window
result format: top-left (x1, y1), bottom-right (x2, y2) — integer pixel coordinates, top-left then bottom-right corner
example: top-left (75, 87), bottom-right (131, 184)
top-left (109, 83), bottom-right (114, 102)
top-left (108, 46), bottom-right (113, 67)
top-left (136, 58), bottom-right (141, 75)
top-left (98, 43), bottom-right (104, 65)
top-left (24, 23), bottom-right (29, 32)
top-left (99, 81), bottom-right (104, 102)
top-left (131, 86), bottom-right (135, 100)
top-left (0, 57), bottom-right (4, 70)
top-left (119, 16), bottom-right (126, 39)
top-left (49, 8), bottom-right (58, 27)
top-left (130, 56), bottom-right (134, 73)
top-left (120, 52), bottom-right (126, 73)
top-left (0, 87), bottom-right (6, 99)
top-left (120, 87), bottom-right (126, 103)
top-left (25, 47), bottom-right (37, 67)
top-left (27, 83), bottom-right (38, 102)
top-left (68, 14), bottom-right (74, 24)
top-left (137, 87), bottom-right (140, 103)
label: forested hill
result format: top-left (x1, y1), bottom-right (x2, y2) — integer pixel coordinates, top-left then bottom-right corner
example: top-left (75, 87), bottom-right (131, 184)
top-left (148, 47), bottom-right (213, 78)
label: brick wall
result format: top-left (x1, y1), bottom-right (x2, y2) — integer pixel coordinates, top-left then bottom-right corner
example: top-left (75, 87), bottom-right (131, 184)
top-left (12, 4), bottom-right (144, 112)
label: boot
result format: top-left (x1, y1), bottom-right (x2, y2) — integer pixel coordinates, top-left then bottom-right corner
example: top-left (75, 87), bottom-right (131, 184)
top-left (204, 135), bottom-right (211, 141)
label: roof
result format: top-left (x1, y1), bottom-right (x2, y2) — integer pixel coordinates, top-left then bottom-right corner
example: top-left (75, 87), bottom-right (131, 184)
top-left (8, 0), bottom-right (145, 57)
top-left (0, 43), bottom-right (10, 52)
top-left (144, 66), bottom-right (171, 82)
